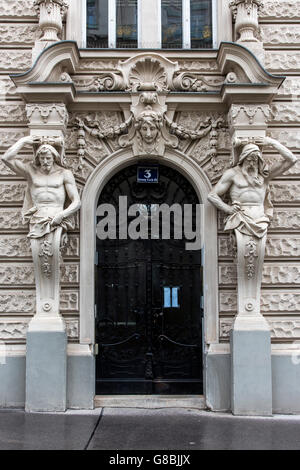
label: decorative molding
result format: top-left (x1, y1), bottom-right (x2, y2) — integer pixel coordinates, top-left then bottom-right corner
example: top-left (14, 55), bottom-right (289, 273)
top-left (220, 291), bottom-right (300, 313)
top-left (220, 264), bottom-right (300, 285)
top-left (228, 104), bottom-right (271, 127)
top-left (26, 103), bottom-right (69, 130)
top-left (75, 93), bottom-right (223, 159)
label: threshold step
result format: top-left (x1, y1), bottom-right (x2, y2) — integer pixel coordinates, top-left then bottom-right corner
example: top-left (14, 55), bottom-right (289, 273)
top-left (94, 395), bottom-right (206, 409)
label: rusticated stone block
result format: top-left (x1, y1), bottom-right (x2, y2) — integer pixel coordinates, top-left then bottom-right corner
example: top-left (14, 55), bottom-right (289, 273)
top-left (0, 319), bottom-right (79, 340)
top-left (0, 0), bottom-right (36, 17)
top-left (261, 25), bottom-right (300, 46)
top-left (0, 263), bottom-right (79, 286)
top-left (270, 182), bottom-right (300, 204)
top-left (219, 235), bottom-right (300, 258)
top-left (0, 235), bottom-right (79, 258)
top-left (220, 318), bottom-right (300, 340)
top-left (219, 264), bottom-right (300, 285)
top-left (266, 51), bottom-right (300, 72)
top-left (0, 183), bottom-right (26, 203)
top-left (260, 1), bottom-right (300, 19)
top-left (0, 51), bottom-right (31, 71)
top-left (0, 290), bottom-right (79, 313)
top-left (0, 24), bottom-right (39, 45)
top-left (220, 291), bottom-right (300, 313)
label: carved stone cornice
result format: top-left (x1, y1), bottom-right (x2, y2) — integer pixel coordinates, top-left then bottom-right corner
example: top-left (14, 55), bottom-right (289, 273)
top-left (26, 103), bottom-right (69, 133)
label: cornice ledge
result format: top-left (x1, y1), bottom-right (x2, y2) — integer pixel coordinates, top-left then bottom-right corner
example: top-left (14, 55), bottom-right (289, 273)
top-left (217, 42), bottom-right (285, 88)
top-left (10, 40), bottom-right (80, 87)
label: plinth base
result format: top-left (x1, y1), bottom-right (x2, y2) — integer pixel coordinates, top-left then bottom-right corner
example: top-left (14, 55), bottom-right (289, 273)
top-left (25, 317), bottom-right (67, 412)
top-left (231, 315), bottom-right (272, 416)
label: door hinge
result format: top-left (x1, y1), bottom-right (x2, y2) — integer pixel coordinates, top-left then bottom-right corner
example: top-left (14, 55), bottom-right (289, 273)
top-left (94, 304), bottom-right (97, 319)
top-left (93, 344), bottom-right (99, 356)
top-left (95, 252), bottom-right (99, 266)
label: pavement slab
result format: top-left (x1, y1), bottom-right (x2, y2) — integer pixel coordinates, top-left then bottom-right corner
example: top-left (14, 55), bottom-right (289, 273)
top-left (0, 408), bottom-right (300, 450)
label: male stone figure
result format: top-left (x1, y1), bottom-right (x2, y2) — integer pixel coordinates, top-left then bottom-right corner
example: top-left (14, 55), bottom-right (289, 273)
top-left (3, 135), bottom-right (80, 238)
top-left (208, 136), bottom-right (296, 317)
top-left (2, 135), bottom-right (81, 318)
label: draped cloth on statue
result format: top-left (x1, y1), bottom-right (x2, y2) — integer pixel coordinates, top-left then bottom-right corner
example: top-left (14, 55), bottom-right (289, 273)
top-left (22, 187), bottom-right (74, 239)
top-left (224, 190), bottom-right (273, 239)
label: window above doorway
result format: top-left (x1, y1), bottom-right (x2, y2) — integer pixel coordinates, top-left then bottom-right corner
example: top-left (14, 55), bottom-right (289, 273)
top-left (85, 0), bottom-right (217, 49)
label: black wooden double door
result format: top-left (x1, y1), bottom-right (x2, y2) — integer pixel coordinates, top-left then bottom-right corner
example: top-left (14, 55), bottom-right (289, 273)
top-left (95, 164), bottom-right (203, 395)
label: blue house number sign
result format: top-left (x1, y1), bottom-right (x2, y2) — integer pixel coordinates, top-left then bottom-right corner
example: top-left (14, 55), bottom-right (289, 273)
top-left (137, 167), bottom-right (159, 183)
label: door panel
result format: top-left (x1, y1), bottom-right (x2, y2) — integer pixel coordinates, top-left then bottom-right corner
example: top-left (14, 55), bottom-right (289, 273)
top-left (95, 164), bottom-right (203, 395)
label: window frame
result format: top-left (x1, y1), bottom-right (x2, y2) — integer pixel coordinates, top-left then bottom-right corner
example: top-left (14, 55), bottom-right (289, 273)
top-left (74, 0), bottom-right (223, 49)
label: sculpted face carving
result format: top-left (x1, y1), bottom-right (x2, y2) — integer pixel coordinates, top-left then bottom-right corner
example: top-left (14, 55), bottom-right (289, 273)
top-left (139, 118), bottom-right (159, 144)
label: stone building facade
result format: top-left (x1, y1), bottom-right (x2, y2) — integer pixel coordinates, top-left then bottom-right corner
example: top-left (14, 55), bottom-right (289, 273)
top-left (0, 0), bottom-right (299, 414)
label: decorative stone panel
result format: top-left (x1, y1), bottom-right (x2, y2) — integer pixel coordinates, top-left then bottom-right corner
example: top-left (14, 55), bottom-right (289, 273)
top-left (269, 129), bottom-right (300, 150)
top-left (270, 182), bottom-right (300, 204)
top-left (0, 0), bottom-right (36, 17)
top-left (0, 263), bottom-right (79, 285)
top-left (261, 25), bottom-right (300, 47)
top-left (260, 1), bottom-right (300, 20)
top-left (0, 51), bottom-right (32, 71)
top-left (0, 319), bottom-right (79, 340)
top-left (277, 77), bottom-right (300, 96)
top-left (0, 234), bottom-right (79, 258)
top-left (0, 78), bottom-right (17, 97)
top-left (0, 130), bottom-right (27, 148)
top-left (219, 264), bottom-right (300, 285)
top-left (218, 208), bottom-right (300, 231)
top-left (0, 290), bottom-right (79, 313)
top-left (0, 104), bottom-right (27, 123)
top-left (0, 24), bottom-right (39, 45)
top-left (0, 183), bottom-right (27, 204)
top-left (0, 207), bottom-right (79, 231)
top-left (219, 235), bottom-right (300, 258)
top-left (270, 103), bottom-right (300, 124)
top-left (265, 51), bottom-right (300, 72)
top-left (220, 291), bottom-right (300, 313)
top-left (220, 318), bottom-right (300, 340)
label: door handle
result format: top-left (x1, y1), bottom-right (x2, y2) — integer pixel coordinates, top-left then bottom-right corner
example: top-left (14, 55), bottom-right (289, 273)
top-left (153, 311), bottom-right (164, 318)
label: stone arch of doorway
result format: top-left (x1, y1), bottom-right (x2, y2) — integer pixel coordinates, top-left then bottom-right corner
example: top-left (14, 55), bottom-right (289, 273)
top-left (80, 147), bottom-right (218, 352)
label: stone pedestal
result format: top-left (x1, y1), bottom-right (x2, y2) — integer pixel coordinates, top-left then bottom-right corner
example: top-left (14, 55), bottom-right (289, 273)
top-left (25, 227), bottom-right (67, 412)
top-left (231, 228), bottom-right (272, 416)
top-left (25, 317), bottom-right (67, 413)
top-left (231, 315), bottom-right (272, 416)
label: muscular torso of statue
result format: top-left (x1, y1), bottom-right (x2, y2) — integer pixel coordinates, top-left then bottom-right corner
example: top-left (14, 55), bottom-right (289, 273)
top-left (28, 165), bottom-right (66, 218)
top-left (229, 168), bottom-right (267, 205)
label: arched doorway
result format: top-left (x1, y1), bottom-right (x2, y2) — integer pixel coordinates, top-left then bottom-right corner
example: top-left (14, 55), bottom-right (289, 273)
top-left (95, 163), bottom-right (203, 394)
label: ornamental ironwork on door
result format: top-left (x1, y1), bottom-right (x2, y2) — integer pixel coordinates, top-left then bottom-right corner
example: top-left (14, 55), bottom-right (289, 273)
top-left (95, 163), bottom-right (203, 394)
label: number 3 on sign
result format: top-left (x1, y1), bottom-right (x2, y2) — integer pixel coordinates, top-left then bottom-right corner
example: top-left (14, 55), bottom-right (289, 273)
top-left (144, 169), bottom-right (151, 179)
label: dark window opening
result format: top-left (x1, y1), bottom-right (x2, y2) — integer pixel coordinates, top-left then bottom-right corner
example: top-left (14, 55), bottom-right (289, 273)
top-left (116, 0), bottom-right (138, 48)
top-left (191, 0), bottom-right (212, 48)
top-left (87, 0), bottom-right (109, 48)
top-left (161, 0), bottom-right (182, 49)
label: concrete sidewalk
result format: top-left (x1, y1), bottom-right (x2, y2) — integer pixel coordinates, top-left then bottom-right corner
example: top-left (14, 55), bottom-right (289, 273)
top-left (0, 408), bottom-right (300, 450)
